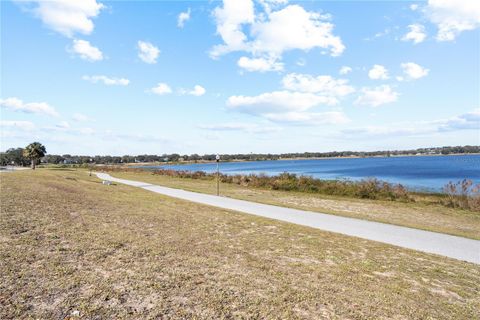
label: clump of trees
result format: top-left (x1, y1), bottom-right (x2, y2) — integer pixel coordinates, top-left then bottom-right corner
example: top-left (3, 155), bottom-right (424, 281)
top-left (0, 142), bottom-right (46, 169)
top-left (0, 148), bottom-right (30, 166)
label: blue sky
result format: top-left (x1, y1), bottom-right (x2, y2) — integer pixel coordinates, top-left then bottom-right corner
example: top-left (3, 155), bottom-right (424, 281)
top-left (1, 0), bottom-right (479, 155)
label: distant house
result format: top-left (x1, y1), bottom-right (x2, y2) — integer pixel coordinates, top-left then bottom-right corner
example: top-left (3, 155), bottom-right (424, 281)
top-left (63, 158), bottom-right (77, 164)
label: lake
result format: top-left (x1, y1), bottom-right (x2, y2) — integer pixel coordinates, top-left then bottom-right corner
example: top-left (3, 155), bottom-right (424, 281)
top-left (138, 155), bottom-right (480, 192)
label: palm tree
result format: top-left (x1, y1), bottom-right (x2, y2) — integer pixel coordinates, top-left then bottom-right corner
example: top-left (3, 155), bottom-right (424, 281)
top-left (23, 142), bottom-right (46, 170)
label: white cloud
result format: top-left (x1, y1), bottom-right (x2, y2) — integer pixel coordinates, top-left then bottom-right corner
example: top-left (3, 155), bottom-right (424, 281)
top-left (258, 0), bottom-right (289, 14)
top-left (410, 4), bottom-right (419, 11)
top-left (426, 0), bottom-right (480, 41)
top-left (226, 71), bottom-right (354, 125)
top-left (437, 109), bottom-right (480, 131)
top-left (296, 58), bottom-right (306, 67)
top-left (189, 85), bottom-right (206, 96)
top-left (211, 0), bottom-right (255, 57)
top-left (211, 1), bottom-right (344, 72)
top-left (400, 62), bottom-right (429, 80)
top-left (366, 28), bottom-right (391, 41)
top-left (282, 73), bottom-right (355, 97)
top-left (339, 66), bottom-right (352, 75)
top-left (137, 41), bottom-right (160, 64)
top-left (78, 127), bottom-right (95, 135)
top-left (368, 64), bottom-right (389, 80)
top-left (180, 85), bottom-right (206, 97)
top-left (262, 111), bottom-right (350, 125)
top-left (227, 91), bottom-right (337, 115)
top-left (0, 97), bottom-right (59, 117)
top-left (150, 83), bottom-right (172, 95)
top-left (72, 113), bottom-right (91, 122)
top-left (43, 123), bottom-right (95, 135)
top-left (103, 132), bottom-right (169, 144)
top-left (0, 120), bottom-right (36, 131)
top-left (70, 39), bottom-right (103, 61)
top-left (22, 0), bottom-right (105, 37)
top-left (199, 122), bottom-right (280, 134)
top-left (402, 24), bottom-right (427, 44)
top-left (152, 84), bottom-right (205, 97)
top-left (177, 8), bottom-right (191, 28)
top-left (342, 125), bottom-right (428, 138)
top-left (342, 109), bottom-right (480, 138)
top-left (56, 121), bottom-right (70, 129)
top-left (237, 56), bottom-right (283, 72)
top-left (203, 111), bottom-right (349, 127)
top-left (226, 89), bottom-right (349, 126)
top-left (355, 85), bottom-right (399, 107)
top-left (250, 5), bottom-right (345, 57)
top-left (82, 75), bottom-right (130, 86)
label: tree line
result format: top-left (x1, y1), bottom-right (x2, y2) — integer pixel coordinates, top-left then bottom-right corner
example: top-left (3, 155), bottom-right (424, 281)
top-left (1, 144), bottom-right (479, 166)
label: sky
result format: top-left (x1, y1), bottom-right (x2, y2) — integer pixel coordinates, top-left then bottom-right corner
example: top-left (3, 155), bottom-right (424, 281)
top-left (1, 0), bottom-right (479, 156)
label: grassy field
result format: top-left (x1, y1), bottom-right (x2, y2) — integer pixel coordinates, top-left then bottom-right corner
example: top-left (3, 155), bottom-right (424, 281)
top-left (1, 169), bottom-right (479, 319)
top-left (111, 171), bottom-right (480, 240)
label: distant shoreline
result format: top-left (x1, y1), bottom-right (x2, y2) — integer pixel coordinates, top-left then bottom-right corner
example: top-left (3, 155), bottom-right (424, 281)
top-left (129, 152), bottom-right (480, 167)
top-left (277, 152), bottom-right (480, 161)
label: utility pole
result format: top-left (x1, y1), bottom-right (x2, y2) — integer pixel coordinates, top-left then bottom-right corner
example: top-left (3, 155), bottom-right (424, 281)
top-left (216, 154), bottom-right (220, 196)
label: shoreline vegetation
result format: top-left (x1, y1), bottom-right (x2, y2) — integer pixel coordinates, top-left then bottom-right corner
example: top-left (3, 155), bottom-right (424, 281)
top-left (96, 166), bottom-right (480, 213)
top-left (2, 145), bottom-right (479, 166)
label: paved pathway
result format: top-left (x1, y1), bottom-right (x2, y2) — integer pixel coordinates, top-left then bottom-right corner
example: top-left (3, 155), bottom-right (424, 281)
top-left (0, 166), bottom-right (30, 173)
top-left (96, 172), bottom-right (480, 264)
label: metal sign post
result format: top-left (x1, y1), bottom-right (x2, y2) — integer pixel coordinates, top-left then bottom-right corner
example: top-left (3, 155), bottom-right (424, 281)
top-left (89, 159), bottom-right (93, 176)
top-left (216, 154), bottom-right (220, 196)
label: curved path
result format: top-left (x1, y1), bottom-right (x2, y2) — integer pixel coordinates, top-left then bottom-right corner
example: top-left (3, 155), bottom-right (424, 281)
top-left (96, 172), bottom-right (480, 264)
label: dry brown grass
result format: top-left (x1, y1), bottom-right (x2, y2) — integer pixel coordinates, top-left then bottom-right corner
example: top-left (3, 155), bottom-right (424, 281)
top-left (1, 169), bottom-right (479, 319)
top-left (111, 171), bottom-right (480, 240)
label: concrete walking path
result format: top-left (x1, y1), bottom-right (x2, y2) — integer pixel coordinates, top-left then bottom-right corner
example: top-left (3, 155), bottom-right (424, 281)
top-left (0, 166), bottom-right (30, 173)
top-left (96, 172), bottom-right (480, 264)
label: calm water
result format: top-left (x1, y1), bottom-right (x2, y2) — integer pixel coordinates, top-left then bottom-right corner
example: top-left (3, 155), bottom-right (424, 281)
top-left (140, 155), bottom-right (480, 192)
